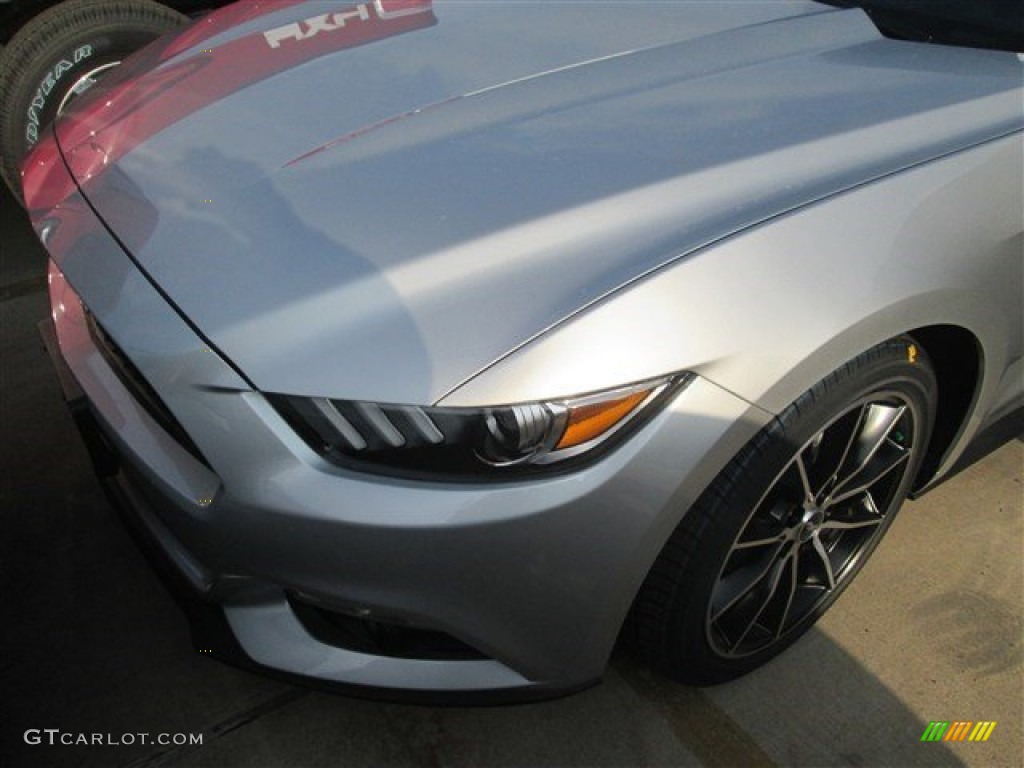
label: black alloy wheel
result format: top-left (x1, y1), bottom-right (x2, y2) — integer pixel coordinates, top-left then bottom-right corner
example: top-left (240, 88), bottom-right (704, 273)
top-left (627, 336), bottom-right (938, 685)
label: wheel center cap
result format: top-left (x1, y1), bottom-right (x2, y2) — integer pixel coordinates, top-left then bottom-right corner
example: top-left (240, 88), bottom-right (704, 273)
top-left (797, 506), bottom-right (825, 543)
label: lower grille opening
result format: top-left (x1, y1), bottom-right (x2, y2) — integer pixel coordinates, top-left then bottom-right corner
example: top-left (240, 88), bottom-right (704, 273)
top-left (288, 593), bottom-right (488, 661)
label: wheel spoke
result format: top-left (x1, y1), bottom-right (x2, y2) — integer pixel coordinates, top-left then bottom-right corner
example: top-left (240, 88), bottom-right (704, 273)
top-left (810, 533), bottom-right (836, 590)
top-left (774, 547), bottom-right (800, 639)
top-left (820, 517), bottom-right (884, 531)
top-left (711, 541), bottom-right (788, 622)
top-left (827, 403), bottom-right (909, 505)
top-left (807, 404), bottom-right (869, 500)
top-left (735, 502), bottom-right (790, 548)
top-left (829, 404), bottom-right (869, 483)
top-left (827, 448), bottom-right (910, 507)
top-left (733, 532), bottom-right (789, 550)
top-left (729, 549), bottom-right (792, 651)
top-left (794, 453), bottom-right (815, 505)
top-left (863, 489), bottom-right (882, 517)
top-left (821, 491), bottom-right (885, 531)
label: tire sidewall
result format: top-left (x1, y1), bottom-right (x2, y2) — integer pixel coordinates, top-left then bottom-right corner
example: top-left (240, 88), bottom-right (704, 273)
top-left (15, 27), bottom-right (160, 153)
top-left (0, 0), bottom-right (187, 201)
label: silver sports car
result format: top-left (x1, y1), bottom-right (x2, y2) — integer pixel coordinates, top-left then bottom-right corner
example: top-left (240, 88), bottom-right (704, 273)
top-left (26, 0), bottom-right (1023, 701)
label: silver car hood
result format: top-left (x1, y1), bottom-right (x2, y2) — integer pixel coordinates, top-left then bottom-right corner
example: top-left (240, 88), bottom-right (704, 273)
top-left (54, 0), bottom-right (1023, 404)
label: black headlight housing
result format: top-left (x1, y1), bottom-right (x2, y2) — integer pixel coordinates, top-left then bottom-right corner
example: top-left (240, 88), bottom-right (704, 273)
top-left (267, 374), bottom-right (692, 480)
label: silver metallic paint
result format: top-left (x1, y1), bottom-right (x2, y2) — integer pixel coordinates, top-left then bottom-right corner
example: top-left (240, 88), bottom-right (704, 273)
top-left (49, 237), bottom-right (771, 688)
top-left (450, 134), bottom-right (1023, 480)
top-left (55, 3), bottom-right (1022, 406)
top-left (32, 0), bottom-right (1024, 693)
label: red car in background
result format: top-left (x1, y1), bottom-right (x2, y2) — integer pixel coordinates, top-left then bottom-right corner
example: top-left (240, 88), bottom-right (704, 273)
top-left (0, 0), bottom-right (231, 201)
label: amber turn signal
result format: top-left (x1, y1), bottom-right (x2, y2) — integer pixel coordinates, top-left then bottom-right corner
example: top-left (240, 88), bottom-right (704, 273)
top-left (556, 389), bottom-right (652, 450)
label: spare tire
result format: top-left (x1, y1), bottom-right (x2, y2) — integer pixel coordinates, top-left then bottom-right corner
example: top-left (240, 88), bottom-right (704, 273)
top-left (0, 0), bottom-right (187, 203)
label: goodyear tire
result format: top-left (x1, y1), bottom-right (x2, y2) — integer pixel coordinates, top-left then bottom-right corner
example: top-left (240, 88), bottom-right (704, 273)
top-left (627, 336), bottom-right (937, 684)
top-left (0, 0), bottom-right (186, 203)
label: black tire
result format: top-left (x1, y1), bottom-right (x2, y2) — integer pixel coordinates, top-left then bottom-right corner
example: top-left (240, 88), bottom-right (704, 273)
top-left (0, 0), bottom-right (187, 203)
top-left (628, 336), bottom-right (937, 685)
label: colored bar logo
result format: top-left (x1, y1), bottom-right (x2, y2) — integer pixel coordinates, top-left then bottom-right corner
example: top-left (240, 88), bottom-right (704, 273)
top-left (921, 721), bottom-right (996, 742)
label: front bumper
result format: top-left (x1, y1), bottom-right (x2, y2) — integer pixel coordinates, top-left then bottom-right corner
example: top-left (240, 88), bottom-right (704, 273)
top-left (40, 315), bottom-right (600, 704)
top-left (37, 192), bottom-right (769, 702)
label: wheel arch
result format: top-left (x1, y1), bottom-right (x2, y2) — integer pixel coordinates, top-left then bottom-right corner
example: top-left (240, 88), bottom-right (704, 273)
top-left (742, 310), bottom-right (992, 496)
top-left (906, 323), bottom-right (984, 492)
top-left (757, 317), bottom-right (988, 495)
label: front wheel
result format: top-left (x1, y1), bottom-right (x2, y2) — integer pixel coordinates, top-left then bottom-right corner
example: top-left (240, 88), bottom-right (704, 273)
top-left (628, 336), bottom-right (937, 684)
top-left (0, 0), bottom-right (187, 203)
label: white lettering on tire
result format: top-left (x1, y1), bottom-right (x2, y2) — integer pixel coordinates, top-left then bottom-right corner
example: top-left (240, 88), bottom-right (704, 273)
top-left (24, 44), bottom-right (94, 148)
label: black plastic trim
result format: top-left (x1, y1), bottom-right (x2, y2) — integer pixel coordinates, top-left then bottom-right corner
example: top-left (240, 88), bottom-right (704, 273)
top-left (83, 309), bottom-right (211, 468)
top-left (267, 374), bottom-right (694, 484)
top-left (288, 593), bottom-right (488, 662)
